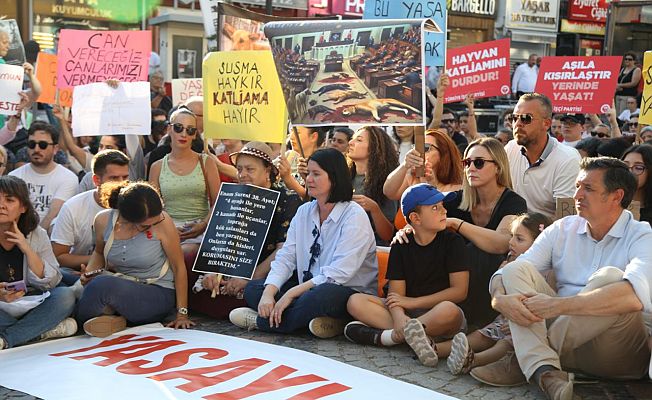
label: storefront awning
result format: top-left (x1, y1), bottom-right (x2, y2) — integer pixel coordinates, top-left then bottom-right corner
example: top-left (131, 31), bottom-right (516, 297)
top-left (508, 29), bottom-right (557, 45)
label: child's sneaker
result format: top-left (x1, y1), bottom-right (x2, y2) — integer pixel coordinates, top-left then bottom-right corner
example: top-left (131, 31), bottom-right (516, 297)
top-left (404, 318), bottom-right (438, 367)
top-left (83, 315), bottom-right (127, 338)
top-left (344, 321), bottom-right (382, 345)
top-left (41, 318), bottom-right (78, 341)
top-left (447, 332), bottom-right (474, 375)
top-left (308, 317), bottom-right (346, 338)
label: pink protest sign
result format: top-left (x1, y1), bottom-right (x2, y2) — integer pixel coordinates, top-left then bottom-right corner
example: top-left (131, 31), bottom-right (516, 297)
top-left (56, 29), bottom-right (151, 89)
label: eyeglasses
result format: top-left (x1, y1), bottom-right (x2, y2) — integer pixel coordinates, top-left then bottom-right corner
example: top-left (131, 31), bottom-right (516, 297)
top-left (27, 140), bottom-right (55, 150)
top-left (508, 113), bottom-right (538, 125)
top-left (424, 143), bottom-right (439, 153)
top-left (151, 120), bottom-right (168, 129)
top-left (629, 165), bottom-right (647, 176)
top-left (462, 158), bottom-right (497, 169)
top-left (590, 131), bottom-right (609, 138)
top-left (624, 57), bottom-right (634, 61)
top-left (441, 118), bottom-right (456, 124)
top-left (171, 123), bottom-right (198, 136)
top-left (136, 214), bottom-right (166, 232)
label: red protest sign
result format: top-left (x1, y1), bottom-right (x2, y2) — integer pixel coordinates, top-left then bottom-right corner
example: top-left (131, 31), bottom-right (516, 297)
top-left (444, 38), bottom-right (511, 103)
top-left (57, 29), bottom-right (151, 89)
top-left (535, 56), bottom-right (622, 114)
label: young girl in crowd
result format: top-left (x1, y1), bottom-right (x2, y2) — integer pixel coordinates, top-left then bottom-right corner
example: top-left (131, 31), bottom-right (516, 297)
top-left (440, 213), bottom-right (551, 382)
top-left (622, 144), bottom-right (652, 224)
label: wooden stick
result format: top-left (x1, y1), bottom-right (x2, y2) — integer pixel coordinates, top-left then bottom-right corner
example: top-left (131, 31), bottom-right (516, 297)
top-left (210, 274), bottom-right (223, 298)
top-left (292, 126), bottom-right (305, 159)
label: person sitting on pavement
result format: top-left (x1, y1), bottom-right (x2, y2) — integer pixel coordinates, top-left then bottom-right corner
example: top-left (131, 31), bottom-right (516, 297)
top-left (345, 183), bottom-right (469, 368)
top-left (622, 144), bottom-right (652, 224)
top-left (51, 150), bottom-right (130, 286)
top-left (0, 176), bottom-right (76, 350)
top-left (486, 157), bottom-right (652, 399)
top-left (229, 148), bottom-right (378, 339)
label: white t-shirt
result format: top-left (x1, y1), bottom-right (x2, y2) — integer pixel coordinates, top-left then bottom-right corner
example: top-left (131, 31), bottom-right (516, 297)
top-left (9, 164), bottom-right (79, 222)
top-left (50, 190), bottom-right (104, 256)
top-left (618, 108), bottom-right (639, 122)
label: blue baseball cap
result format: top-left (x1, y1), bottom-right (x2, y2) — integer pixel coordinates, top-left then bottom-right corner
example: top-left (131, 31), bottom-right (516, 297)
top-left (401, 183), bottom-right (457, 219)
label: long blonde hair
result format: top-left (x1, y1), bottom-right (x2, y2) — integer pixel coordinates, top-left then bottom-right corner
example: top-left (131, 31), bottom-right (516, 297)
top-left (459, 137), bottom-right (513, 211)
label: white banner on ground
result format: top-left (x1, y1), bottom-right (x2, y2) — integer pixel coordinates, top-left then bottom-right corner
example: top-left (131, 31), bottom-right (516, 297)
top-left (71, 82), bottom-right (152, 136)
top-left (0, 324), bottom-right (455, 400)
top-left (172, 78), bottom-right (203, 106)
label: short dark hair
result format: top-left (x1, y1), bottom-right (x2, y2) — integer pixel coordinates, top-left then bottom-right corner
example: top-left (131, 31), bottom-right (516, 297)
top-left (28, 122), bottom-right (60, 144)
top-left (622, 144), bottom-right (652, 210)
top-left (103, 135), bottom-right (127, 152)
top-left (580, 157), bottom-right (637, 209)
top-left (308, 148), bottom-right (353, 203)
top-left (152, 108), bottom-right (167, 119)
top-left (0, 176), bottom-right (39, 235)
top-left (100, 181), bottom-right (163, 223)
top-left (519, 93), bottom-right (553, 119)
top-left (313, 127), bottom-right (329, 147)
top-left (597, 138), bottom-right (630, 159)
top-left (333, 126), bottom-right (354, 141)
top-left (92, 149), bottom-right (131, 176)
top-left (575, 137), bottom-right (602, 158)
top-left (442, 108), bottom-right (458, 120)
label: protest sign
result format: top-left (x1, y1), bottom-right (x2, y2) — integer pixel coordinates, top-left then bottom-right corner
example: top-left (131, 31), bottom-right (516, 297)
top-left (535, 56), bottom-right (622, 114)
top-left (640, 51), bottom-right (652, 125)
top-left (0, 324), bottom-right (454, 400)
top-left (57, 29), bottom-right (151, 89)
top-left (35, 52), bottom-right (73, 107)
top-left (0, 19), bottom-right (25, 66)
top-left (555, 198), bottom-right (640, 221)
top-left (193, 183), bottom-right (280, 279)
top-left (445, 38), bottom-right (511, 103)
top-left (265, 19), bottom-right (426, 126)
top-left (71, 82), bottom-right (151, 136)
top-left (171, 78), bottom-right (203, 105)
top-left (203, 51), bottom-right (286, 142)
top-left (0, 64), bottom-right (24, 116)
top-left (363, 0), bottom-right (446, 68)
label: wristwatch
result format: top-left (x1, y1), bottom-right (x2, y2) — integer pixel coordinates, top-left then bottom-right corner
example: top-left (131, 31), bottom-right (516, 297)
top-left (177, 307), bottom-right (189, 315)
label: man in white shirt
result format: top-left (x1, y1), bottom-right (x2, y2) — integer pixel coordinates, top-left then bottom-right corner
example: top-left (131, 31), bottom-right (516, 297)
top-left (505, 93), bottom-right (581, 218)
top-left (559, 114), bottom-right (584, 147)
top-left (512, 54), bottom-right (539, 97)
top-left (9, 122), bottom-right (78, 231)
top-left (479, 157), bottom-right (652, 399)
top-left (50, 150), bottom-right (130, 284)
top-left (618, 97), bottom-right (640, 122)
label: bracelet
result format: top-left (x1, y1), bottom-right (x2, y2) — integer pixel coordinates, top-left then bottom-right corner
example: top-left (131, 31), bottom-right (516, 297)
top-left (456, 220), bottom-right (464, 233)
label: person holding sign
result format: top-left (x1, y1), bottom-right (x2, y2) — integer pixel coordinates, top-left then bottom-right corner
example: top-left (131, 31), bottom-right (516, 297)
top-left (77, 181), bottom-right (193, 338)
top-left (0, 176), bottom-right (77, 350)
top-left (149, 106), bottom-right (221, 256)
top-left (622, 145), bottom-right (652, 225)
top-left (230, 148), bottom-right (377, 338)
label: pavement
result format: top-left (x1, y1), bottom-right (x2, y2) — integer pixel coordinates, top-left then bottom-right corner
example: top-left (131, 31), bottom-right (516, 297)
top-left (1, 315), bottom-right (651, 400)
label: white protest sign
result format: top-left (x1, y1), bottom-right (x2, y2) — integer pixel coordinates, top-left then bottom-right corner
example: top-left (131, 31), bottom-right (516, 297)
top-left (171, 78), bottom-right (203, 106)
top-left (0, 64), bottom-right (24, 116)
top-left (71, 82), bottom-right (152, 136)
top-left (0, 324), bottom-right (454, 400)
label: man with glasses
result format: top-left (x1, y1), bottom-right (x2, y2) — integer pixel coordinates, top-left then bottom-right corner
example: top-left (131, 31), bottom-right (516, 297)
top-left (591, 124), bottom-right (611, 139)
top-left (8, 122), bottom-right (78, 231)
top-left (504, 93), bottom-right (581, 218)
top-left (441, 108), bottom-right (468, 154)
top-left (559, 114), bottom-right (584, 148)
top-left (626, 114), bottom-right (639, 136)
top-left (618, 97), bottom-right (640, 123)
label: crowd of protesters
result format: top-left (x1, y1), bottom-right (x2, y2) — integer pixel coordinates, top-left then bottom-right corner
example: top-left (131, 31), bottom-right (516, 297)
top-left (1, 43), bottom-right (651, 400)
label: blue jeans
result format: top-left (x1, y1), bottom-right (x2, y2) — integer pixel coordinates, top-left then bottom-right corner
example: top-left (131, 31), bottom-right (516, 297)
top-left (59, 267), bottom-right (80, 287)
top-left (76, 275), bottom-right (175, 325)
top-left (243, 277), bottom-right (357, 334)
top-left (0, 286), bottom-right (76, 349)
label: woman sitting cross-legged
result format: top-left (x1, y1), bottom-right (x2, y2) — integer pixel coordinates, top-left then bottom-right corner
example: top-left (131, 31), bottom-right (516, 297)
top-left (0, 176), bottom-right (76, 350)
top-left (229, 148), bottom-right (378, 338)
top-left (77, 181), bottom-right (194, 337)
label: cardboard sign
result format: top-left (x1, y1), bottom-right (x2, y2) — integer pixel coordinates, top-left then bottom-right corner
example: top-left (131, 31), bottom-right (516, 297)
top-left (444, 38), bottom-right (511, 103)
top-left (57, 29), bottom-right (151, 89)
top-left (203, 51), bottom-right (286, 142)
top-left (0, 64), bottom-right (24, 116)
top-left (363, 0), bottom-right (446, 68)
top-left (535, 56), bottom-right (622, 114)
top-left (35, 52), bottom-right (73, 107)
top-left (193, 183), bottom-right (280, 279)
top-left (0, 19), bottom-right (25, 66)
top-left (640, 51), bottom-right (652, 125)
top-left (71, 82), bottom-right (151, 136)
top-left (555, 198), bottom-right (641, 221)
top-left (171, 78), bottom-right (203, 106)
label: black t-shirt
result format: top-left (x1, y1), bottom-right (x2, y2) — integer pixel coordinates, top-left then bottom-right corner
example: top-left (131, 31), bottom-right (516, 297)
top-left (452, 132), bottom-right (468, 155)
top-left (386, 230), bottom-right (468, 298)
top-left (0, 245), bottom-right (24, 283)
top-left (445, 188), bottom-right (527, 230)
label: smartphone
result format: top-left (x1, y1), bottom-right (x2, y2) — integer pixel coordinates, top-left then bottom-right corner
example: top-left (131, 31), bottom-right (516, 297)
top-left (84, 269), bottom-right (105, 278)
top-left (5, 281), bottom-right (26, 292)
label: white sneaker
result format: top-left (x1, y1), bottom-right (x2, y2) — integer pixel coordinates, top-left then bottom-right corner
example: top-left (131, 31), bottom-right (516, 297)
top-left (41, 318), bottom-right (78, 341)
top-left (0, 337), bottom-right (6, 350)
top-left (229, 307), bottom-right (259, 330)
top-left (309, 317), bottom-right (346, 339)
top-left (404, 318), bottom-right (438, 367)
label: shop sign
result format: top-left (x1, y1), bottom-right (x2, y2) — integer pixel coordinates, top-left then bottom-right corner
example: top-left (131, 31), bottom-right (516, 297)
top-left (505, 0), bottom-right (560, 32)
top-left (449, 0), bottom-right (496, 18)
top-left (560, 19), bottom-right (606, 36)
top-left (568, 0), bottom-right (609, 23)
top-left (34, 0), bottom-right (116, 21)
top-left (332, 0), bottom-right (366, 16)
top-left (233, 0), bottom-right (309, 10)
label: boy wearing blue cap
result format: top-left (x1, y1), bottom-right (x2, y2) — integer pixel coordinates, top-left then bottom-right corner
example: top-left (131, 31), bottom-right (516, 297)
top-left (345, 183), bottom-right (470, 367)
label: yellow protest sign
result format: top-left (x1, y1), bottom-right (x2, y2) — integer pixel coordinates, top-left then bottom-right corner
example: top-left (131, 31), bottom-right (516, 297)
top-left (203, 51), bottom-right (287, 143)
top-left (641, 51), bottom-right (652, 125)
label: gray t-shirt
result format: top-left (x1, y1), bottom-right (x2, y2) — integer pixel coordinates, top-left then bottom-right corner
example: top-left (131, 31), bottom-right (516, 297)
top-left (352, 174), bottom-right (398, 246)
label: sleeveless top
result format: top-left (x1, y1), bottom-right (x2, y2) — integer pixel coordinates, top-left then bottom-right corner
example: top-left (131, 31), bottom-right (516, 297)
top-left (103, 210), bottom-right (174, 290)
top-left (159, 153), bottom-right (209, 223)
top-left (618, 68), bottom-right (638, 97)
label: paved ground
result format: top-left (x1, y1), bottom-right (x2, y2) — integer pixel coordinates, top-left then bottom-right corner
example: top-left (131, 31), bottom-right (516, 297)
top-left (1, 315), bottom-right (651, 399)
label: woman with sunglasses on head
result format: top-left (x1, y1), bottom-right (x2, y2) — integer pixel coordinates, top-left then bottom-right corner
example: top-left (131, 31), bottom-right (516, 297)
top-left (149, 107), bottom-right (221, 256)
top-left (77, 181), bottom-right (194, 337)
top-left (622, 144), bottom-right (652, 224)
top-left (229, 148), bottom-right (377, 339)
top-left (616, 52), bottom-right (641, 115)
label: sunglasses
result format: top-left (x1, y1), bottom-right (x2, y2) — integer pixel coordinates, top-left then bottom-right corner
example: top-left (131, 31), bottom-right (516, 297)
top-left (27, 140), bottom-right (55, 150)
top-left (462, 158), bottom-right (497, 169)
top-left (424, 143), bottom-right (439, 152)
top-left (590, 131), bottom-right (609, 138)
top-left (171, 123), bottom-right (198, 136)
top-left (629, 122), bottom-right (639, 128)
top-left (624, 57), bottom-right (634, 61)
top-left (151, 120), bottom-right (168, 128)
top-left (441, 118), bottom-right (456, 124)
top-left (508, 113), bottom-right (536, 125)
